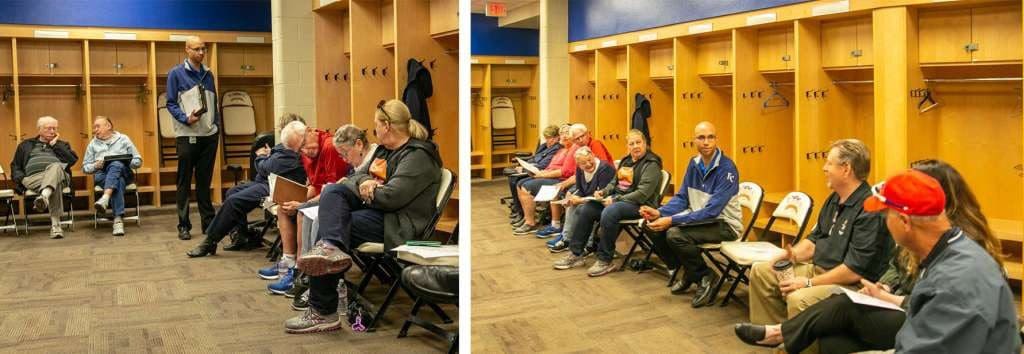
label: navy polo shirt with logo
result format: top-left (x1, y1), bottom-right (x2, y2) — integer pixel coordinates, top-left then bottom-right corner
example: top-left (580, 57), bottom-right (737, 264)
top-left (806, 181), bottom-right (895, 282)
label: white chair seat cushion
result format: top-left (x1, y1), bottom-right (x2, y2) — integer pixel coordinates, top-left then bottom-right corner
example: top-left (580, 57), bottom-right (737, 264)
top-left (720, 241), bottom-right (785, 266)
top-left (356, 242), bottom-right (384, 254)
top-left (0, 190), bottom-right (14, 198)
top-left (25, 187), bottom-right (71, 196)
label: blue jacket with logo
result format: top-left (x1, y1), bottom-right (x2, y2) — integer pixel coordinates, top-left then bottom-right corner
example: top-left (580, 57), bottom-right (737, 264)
top-left (657, 149), bottom-right (743, 236)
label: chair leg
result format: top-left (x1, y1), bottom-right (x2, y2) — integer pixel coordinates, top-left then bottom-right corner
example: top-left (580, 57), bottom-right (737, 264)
top-left (448, 335), bottom-right (458, 354)
top-left (719, 264), bottom-right (748, 307)
top-left (398, 297), bottom-right (424, 338)
top-left (428, 302), bottom-right (454, 324)
top-left (365, 278), bottom-right (401, 332)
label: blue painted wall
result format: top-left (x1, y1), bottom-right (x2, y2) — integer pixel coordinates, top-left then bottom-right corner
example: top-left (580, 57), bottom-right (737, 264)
top-left (568, 0), bottom-right (813, 42)
top-left (0, 0), bottom-right (271, 32)
top-left (471, 13), bottom-right (539, 56)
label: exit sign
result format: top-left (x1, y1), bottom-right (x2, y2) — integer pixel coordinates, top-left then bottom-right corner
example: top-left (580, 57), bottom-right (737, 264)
top-left (486, 2), bottom-right (507, 17)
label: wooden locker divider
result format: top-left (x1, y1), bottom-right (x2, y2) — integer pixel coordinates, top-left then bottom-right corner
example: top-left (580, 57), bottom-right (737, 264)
top-left (349, 0), bottom-right (396, 141)
top-left (470, 63), bottom-right (490, 179)
top-left (146, 41), bottom-right (160, 206)
top-left (733, 27), bottom-right (795, 236)
top-left (595, 48), bottom-right (627, 158)
top-left (569, 51), bottom-right (595, 128)
top-left (314, 8), bottom-right (351, 130)
top-left (394, 0), bottom-right (458, 173)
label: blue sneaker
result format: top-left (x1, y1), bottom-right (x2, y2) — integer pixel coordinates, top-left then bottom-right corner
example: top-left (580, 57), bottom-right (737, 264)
top-left (536, 226), bottom-right (561, 238)
top-left (268, 268), bottom-right (296, 295)
top-left (546, 233), bottom-right (564, 248)
top-left (258, 263), bottom-right (281, 280)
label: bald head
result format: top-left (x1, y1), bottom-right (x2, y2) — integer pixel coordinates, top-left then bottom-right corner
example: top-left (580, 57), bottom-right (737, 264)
top-left (693, 121), bottom-right (719, 159)
top-left (184, 36), bottom-right (206, 66)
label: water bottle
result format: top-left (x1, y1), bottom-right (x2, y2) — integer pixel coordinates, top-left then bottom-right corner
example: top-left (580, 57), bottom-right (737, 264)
top-left (337, 280), bottom-right (349, 316)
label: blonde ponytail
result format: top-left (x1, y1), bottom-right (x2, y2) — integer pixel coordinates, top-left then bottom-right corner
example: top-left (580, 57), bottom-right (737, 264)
top-left (376, 99), bottom-right (428, 140)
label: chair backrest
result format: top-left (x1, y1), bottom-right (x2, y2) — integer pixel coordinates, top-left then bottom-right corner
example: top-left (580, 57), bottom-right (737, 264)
top-left (736, 181), bottom-right (765, 241)
top-left (764, 191), bottom-right (814, 245)
top-left (658, 170), bottom-right (671, 197)
top-left (419, 167), bottom-right (457, 240)
top-left (221, 90), bottom-right (257, 136)
top-left (491, 96), bottom-right (516, 129)
top-left (157, 92), bottom-right (177, 139)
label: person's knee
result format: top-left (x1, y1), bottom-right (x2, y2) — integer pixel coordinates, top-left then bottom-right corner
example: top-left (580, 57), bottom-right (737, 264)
top-left (107, 160), bottom-right (126, 171)
top-left (750, 262), bottom-right (777, 287)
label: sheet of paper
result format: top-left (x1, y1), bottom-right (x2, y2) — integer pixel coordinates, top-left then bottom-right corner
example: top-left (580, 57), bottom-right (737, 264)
top-left (516, 158), bottom-right (540, 175)
top-left (840, 287), bottom-right (905, 312)
top-left (392, 245), bottom-right (459, 259)
top-left (533, 185), bottom-right (560, 202)
top-left (299, 205), bottom-right (319, 220)
top-left (268, 174), bottom-right (278, 197)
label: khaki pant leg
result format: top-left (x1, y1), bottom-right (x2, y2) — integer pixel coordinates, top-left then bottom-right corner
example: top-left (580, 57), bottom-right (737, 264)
top-left (40, 164), bottom-right (66, 218)
top-left (749, 261), bottom-right (787, 324)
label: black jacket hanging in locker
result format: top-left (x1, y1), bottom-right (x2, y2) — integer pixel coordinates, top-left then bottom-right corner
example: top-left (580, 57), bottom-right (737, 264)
top-left (631, 93), bottom-right (652, 144)
top-left (402, 58), bottom-right (435, 140)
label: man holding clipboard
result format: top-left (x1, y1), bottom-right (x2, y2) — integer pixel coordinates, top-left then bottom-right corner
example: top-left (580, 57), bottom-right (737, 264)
top-left (166, 36), bottom-right (219, 241)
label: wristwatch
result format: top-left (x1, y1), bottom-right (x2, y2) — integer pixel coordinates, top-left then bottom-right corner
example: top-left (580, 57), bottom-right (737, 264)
top-left (805, 278), bottom-right (813, 288)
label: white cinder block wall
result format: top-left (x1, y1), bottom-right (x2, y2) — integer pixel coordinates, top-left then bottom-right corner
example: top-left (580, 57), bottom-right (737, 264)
top-left (272, 0), bottom-right (316, 129)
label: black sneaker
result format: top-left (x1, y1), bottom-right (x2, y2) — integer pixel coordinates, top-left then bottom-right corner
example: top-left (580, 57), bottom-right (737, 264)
top-left (286, 277), bottom-right (309, 299)
top-left (549, 240), bottom-right (570, 253)
top-left (177, 227), bottom-right (191, 240)
top-left (291, 289), bottom-right (310, 311)
top-left (691, 272), bottom-right (720, 308)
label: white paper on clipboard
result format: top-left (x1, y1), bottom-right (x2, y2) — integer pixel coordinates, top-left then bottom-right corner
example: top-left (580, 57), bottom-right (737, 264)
top-left (533, 185), bottom-right (560, 202)
top-left (516, 158), bottom-right (540, 175)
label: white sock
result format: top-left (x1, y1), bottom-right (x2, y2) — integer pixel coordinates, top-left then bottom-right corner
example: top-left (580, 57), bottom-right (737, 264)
top-left (282, 254), bottom-right (296, 268)
top-left (114, 216), bottom-right (123, 223)
top-left (40, 187), bottom-right (52, 199)
top-left (552, 220), bottom-right (562, 228)
top-left (97, 195), bottom-right (110, 204)
top-left (50, 216), bottom-right (60, 227)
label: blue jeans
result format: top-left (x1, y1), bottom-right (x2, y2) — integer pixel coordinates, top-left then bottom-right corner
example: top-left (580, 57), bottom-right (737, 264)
top-left (568, 201), bottom-right (642, 262)
top-left (316, 183), bottom-right (384, 250)
top-left (95, 161), bottom-right (128, 217)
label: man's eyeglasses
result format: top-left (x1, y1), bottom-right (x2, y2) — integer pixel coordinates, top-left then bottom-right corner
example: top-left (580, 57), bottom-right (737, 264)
top-left (695, 134), bottom-right (717, 142)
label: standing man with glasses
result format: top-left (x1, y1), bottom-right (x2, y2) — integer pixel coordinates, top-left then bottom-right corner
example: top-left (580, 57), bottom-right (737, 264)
top-left (641, 121), bottom-right (743, 307)
top-left (166, 36), bottom-right (219, 241)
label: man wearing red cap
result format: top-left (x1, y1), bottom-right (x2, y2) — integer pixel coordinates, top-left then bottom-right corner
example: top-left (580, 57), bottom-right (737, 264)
top-left (749, 139), bottom-right (895, 326)
top-left (863, 170), bottom-right (1020, 353)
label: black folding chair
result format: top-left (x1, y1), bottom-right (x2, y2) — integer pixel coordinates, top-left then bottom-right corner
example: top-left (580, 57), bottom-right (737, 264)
top-left (351, 168), bottom-right (457, 331)
top-left (618, 169), bottom-right (671, 272)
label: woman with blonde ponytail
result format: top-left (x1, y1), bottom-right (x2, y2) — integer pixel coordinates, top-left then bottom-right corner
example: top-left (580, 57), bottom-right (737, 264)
top-left (283, 99), bottom-right (443, 334)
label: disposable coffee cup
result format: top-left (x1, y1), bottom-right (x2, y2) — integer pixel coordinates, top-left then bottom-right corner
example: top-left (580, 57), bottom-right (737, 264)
top-left (773, 259), bottom-right (794, 282)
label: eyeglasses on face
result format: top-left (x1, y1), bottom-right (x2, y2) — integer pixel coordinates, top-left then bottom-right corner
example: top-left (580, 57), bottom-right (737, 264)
top-left (695, 134), bottom-right (717, 142)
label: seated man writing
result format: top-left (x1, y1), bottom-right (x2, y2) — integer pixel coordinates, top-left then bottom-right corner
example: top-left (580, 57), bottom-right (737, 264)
top-left (82, 116), bottom-right (143, 237)
top-left (186, 120), bottom-right (310, 257)
top-left (11, 116), bottom-right (79, 239)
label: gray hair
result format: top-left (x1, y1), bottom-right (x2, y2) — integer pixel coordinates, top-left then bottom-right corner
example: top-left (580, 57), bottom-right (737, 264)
top-left (574, 146), bottom-right (594, 159)
top-left (829, 138), bottom-right (871, 181)
top-left (37, 116), bottom-right (58, 129)
top-left (280, 121), bottom-right (307, 149)
top-left (333, 124), bottom-right (367, 147)
top-left (570, 123), bottom-right (589, 136)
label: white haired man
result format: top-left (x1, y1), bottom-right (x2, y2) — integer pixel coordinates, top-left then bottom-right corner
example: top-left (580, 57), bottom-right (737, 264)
top-left (186, 121), bottom-right (310, 257)
top-left (10, 116), bottom-right (79, 239)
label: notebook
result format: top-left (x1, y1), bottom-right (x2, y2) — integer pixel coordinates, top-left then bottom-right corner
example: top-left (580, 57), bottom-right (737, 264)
top-left (269, 174), bottom-right (309, 204)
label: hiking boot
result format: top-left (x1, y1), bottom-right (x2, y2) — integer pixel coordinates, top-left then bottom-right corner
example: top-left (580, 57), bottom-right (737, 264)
top-left (283, 308), bottom-right (341, 334)
top-left (297, 241), bottom-right (353, 277)
top-left (587, 260), bottom-right (617, 277)
top-left (553, 253), bottom-right (586, 270)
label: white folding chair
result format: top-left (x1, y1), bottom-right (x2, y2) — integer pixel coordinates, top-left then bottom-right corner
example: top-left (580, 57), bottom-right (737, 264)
top-left (92, 170), bottom-right (142, 228)
top-left (716, 191), bottom-right (814, 306)
top-left (691, 182), bottom-right (765, 286)
top-left (157, 92), bottom-right (178, 166)
top-left (23, 186), bottom-right (75, 233)
top-left (491, 96), bottom-right (516, 148)
top-left (0, 166), bottom-right (20, 236)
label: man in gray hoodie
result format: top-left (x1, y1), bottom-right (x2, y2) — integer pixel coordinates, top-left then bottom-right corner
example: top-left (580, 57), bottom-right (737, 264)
top-left (82, 116), bottom-right (142, 236)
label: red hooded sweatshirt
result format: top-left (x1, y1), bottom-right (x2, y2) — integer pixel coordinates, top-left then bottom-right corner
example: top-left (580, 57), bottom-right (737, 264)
top-left (302, 129), bottom-right (350, 196)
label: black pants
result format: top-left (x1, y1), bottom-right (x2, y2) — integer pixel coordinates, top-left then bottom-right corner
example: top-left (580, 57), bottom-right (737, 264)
top-left (309, 184), bottom-right (385, 315)
top-left (203, 182), bottom-right (267, 242)
top-left (781, 294), bottom-right (905, 354)
top-left (507, 173), bottom-right (529, 213)
top-left (176, 134), bottom-right (219, 231)
top-left (568, 201), bottom-right (641, 262)
top-left (649, 221), bottom-right (734, 282)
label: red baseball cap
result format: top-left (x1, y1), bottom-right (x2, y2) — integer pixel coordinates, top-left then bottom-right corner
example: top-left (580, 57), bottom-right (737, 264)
top-left (863, 169), bottom-right (946, 216)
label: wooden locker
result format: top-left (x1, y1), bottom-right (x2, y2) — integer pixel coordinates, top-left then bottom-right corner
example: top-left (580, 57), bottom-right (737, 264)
top-left (471, 64), bottom-right (484, 88)
top-left (245, 46), bottom-right (272, 76)
top-left (89, 41), bottom-right (119, 75)
top-left (155, 43), bottom-right (184, 75)
top-left (0, 39), bottom-right (12, 75)
top-left (648, 46), bottom-right (673, 78)
top-left (490, 65), bottom-right (509, 88)
top-left (429, 0), bottom-right (458, 35)
top-left (821, 19), bottom-right (860, 67)
top-left (117, 42), bottom-right (149, 75)
top-left (918, 8), bottom-right (972, 64)
top-left (697, 37), bottom-right (730, 75)
top-left (47, 41), bottom-right (82, 75)
top-left (615, 52), bottom-right (627, 80)
top-left (758, 27), bottom-right (792, 71)
top-left (218, 45), bottom-right (246, 76)
top-left (971, 4), bottom-right (1022, 62)
top-left (587, 55), bottom-right (596, 82)
top-left (381, 1), bottom-right (395, 46)
top-left (17, 40), bottom-right (52, 75)
top-left (855, 17), bottom-right (873, 66)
